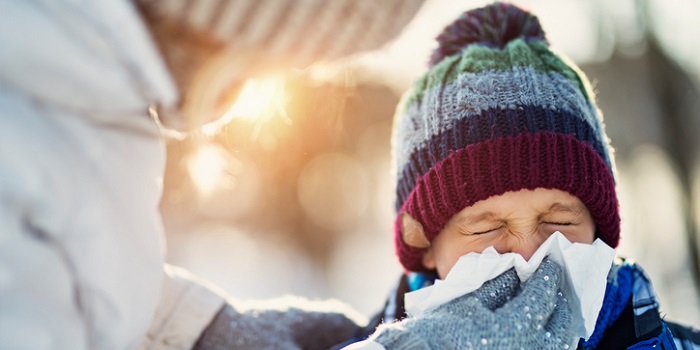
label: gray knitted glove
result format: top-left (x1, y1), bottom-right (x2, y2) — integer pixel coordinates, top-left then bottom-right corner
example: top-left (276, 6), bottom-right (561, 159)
top-left (371, 258), bottom-right (574, 350)
top-left (193, 298), bottom-right (363, 350)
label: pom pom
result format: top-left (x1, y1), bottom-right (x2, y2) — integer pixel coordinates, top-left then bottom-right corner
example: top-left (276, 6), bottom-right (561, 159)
top-left (429, 2), bottom-right (547, 67)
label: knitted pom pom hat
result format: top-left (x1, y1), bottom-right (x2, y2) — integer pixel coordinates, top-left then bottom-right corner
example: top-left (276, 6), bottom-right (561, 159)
top-left (392, 2), bottom-right (620, 272)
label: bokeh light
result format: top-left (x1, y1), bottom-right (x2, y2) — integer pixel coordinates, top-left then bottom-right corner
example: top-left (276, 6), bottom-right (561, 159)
top-left (298, 153), bottom-right (370, 230)
top-left (617, 145), bottom-right (700, 323)
top-left (187, 143), bottom-right (233, 197)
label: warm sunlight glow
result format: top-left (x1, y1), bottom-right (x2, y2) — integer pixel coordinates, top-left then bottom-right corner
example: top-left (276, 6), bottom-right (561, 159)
top-left (200, 76), bottom-right (293, 138)
top-left (188, 144), bottom-right (229, 197)
top-left (224, 78), bottom-right (285, 122)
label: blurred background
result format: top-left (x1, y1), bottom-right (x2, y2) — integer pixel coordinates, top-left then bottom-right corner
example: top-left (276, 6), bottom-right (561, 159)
top-left (159, 0), bottom-right (700, 325)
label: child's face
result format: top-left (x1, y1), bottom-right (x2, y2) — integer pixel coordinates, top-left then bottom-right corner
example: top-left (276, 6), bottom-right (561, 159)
top-left (422, 188), bottom-right (595, 278)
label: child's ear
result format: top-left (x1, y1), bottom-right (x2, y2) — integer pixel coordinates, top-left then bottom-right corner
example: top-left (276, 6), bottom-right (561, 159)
top-left (401, 213), bottom-right (430, 248)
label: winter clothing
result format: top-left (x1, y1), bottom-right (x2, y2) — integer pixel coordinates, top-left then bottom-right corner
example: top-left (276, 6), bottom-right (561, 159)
top-left (139, 266), bottom-right (226, 350)
top-left (141, 266), bottom-right (366, 350)
top-left (136, 0), bottom-right (425, 131)
top-left (192, 297), bottom-right (364, 350)
top-left (0, 2), bottom-right (176, 348)
top-left (350, 259), bottom-right (700, 349)
top-left (341, 3), bottom-right (700, 350)
top-left (392, 2), bottom-right (620, 273)
top-left (0, 1), bottom-right (422, 349)
top-left (371, 259), bottom-right (575, 349)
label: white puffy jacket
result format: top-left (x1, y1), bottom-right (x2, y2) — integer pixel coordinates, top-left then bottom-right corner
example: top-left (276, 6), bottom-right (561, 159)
top-left (0, 1), bottom-right (221, 349)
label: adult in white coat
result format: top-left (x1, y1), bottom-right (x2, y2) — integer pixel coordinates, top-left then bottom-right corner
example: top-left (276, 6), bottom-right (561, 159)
top-left (0, 1), bottom-right (423, 349)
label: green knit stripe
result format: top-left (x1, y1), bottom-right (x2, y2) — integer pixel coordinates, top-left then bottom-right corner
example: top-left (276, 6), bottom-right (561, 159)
top-left (405, 39), bottom-right (592, 108)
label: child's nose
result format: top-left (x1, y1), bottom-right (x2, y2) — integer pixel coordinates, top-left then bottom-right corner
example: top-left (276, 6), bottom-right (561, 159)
top-left (506, 233), bottom-right (546, 261)
top-left (512, 244), bottom-right (538, 261)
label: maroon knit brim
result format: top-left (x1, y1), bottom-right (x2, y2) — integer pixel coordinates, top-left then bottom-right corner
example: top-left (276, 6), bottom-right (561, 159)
top-left (395, 132), bottom-right (620, 272)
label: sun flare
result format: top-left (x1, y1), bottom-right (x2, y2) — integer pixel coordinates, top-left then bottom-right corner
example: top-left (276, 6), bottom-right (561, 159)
top-left (188, 144), bottom-right (229, 197)
top-left (225, 78), bottom-right (284, 122)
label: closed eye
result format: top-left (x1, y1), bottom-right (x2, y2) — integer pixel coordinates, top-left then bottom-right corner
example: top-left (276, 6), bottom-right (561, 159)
top-left (542, 221), bottom-right (573, 226)
top-left (469, 226), bottom-right (505, 235)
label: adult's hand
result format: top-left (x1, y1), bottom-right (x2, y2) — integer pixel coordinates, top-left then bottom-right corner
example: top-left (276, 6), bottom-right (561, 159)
top-left (371, 258), bottom-right (574, 349)
top-left (193, 297), bottom-right (363, 350)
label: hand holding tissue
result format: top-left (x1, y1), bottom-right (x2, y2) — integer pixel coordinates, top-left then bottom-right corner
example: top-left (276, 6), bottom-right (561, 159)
top-left (369, 258), bottom-right (578, 349)
top-left (405, 232), bottom-right (616, 343)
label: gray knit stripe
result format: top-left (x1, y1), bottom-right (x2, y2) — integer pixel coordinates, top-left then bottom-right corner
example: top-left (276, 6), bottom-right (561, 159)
top-left (201, 0), bottom-right (230, 33)
top-left (376, 0), bottom-right (418, 49)
top-left (256, 1), bottom-right (298, 50)
top-left (346, 2), bottom-right (395, 55)
top-left (299, 0), bottom-right (365, 63)
top-left (183, 0), bottom-right (224, 33)
top-left (394, 66), bottom-right (604, 176)
top-left (266, 1), bottom-right (328, 58)
top-left (263, 0), bottom-right (333, 64)
top-left (240, 1), bottom-right (292, 47)
top-left (212, 0), bottom-right (261, 39)
top-left (139, 0), bottom-right (424, 66)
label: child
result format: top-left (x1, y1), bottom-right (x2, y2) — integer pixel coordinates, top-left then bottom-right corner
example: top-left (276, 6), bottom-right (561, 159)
top-left (342, 2), bottom-right (700, 349)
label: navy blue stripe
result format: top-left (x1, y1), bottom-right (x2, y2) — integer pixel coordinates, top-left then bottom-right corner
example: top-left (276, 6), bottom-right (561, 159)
top-left (395, 105), bottom-right (612, 211)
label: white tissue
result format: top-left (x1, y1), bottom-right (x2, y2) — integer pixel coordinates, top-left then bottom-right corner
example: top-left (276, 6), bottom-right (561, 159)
top-left (404, 231), bottom-right (615, 343)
